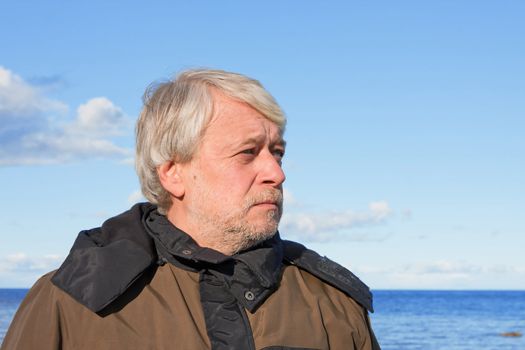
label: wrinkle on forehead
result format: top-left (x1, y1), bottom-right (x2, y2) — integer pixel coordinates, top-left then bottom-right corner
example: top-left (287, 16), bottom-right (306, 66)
top-left (206, 88), bottom-right (283, 134)
top-left (201, 90), bottom-right (283, 153)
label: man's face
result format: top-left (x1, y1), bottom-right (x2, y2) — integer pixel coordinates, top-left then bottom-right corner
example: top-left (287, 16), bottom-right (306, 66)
top-left (179, 91), bottom-right (286, 254)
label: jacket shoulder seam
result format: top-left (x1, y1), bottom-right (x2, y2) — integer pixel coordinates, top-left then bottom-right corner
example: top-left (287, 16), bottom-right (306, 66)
top-left (282, 240), bottom-right (374, 312)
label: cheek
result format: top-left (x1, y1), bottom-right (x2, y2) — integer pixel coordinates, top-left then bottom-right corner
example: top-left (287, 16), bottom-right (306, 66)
top-left (198, 160), bottom-right (258, 200)
top-left (220, 165), bottom-right (256, 188)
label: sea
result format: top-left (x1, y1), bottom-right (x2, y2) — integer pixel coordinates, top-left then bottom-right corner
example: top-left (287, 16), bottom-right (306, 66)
top-left (1, 289), bottom-right (524, 349)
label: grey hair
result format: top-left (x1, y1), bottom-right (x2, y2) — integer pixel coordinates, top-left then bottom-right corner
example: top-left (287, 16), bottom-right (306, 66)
top-left (135, 68), bottom-right (286, 214)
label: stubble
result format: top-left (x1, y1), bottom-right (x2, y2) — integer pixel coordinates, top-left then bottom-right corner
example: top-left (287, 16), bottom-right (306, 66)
top-left (189, 188), bottom-right (283, 255)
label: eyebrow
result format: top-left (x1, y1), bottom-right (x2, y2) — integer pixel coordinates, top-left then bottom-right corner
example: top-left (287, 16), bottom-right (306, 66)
top-left (276, 139), bottom-right (287, 148)
top-left (236, 136), bottom-right (286, 148)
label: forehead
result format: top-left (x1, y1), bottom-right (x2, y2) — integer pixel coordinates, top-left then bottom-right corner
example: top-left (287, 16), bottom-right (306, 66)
top-left (204, 90), bottom-right (283, 142)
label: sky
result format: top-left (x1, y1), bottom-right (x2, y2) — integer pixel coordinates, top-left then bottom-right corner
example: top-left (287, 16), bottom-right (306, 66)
top-left (0, 1), bottom-right (523, 289)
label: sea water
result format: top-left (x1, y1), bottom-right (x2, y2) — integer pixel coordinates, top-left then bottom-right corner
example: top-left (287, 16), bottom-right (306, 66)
top-left (1, 289), bottom-right (524, 349)
top-left (371, 290), bottom-right (525, 350)
top-left (0, 289), bottom-right (27, 345)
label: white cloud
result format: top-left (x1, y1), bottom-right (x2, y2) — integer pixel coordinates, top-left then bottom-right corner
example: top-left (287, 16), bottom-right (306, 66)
top-left (128, 189), bottom-right (146, 204)
top-left (283, 188), bottom-right (297, 207)
top-left (280, 200), bottom-right (392, 242)
top-left (0, 66), bottom-right (67, 117)
top-left (66, 97), bottom-right (130, 137)
top-left (120, 157), bottom-right (136, 166)
top-left (353, 261), bottom-right (525, 289)
top-left (404, 260), bottom-right (481, 275)
top-left (0, 252), bottom-right (64, 287)
top-left (0, 253), bottom-right (63, 274)
top-left (0, 66), bottom-right (132, 166)
top-left (368, 201), bottom-right (391, 220)
top-left (357, 260), bottom-right (482, 277)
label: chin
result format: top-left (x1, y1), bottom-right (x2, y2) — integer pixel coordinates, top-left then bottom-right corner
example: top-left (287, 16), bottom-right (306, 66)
top-left (234, 230), bottom-right (276, 254)
top-left (255, 225), bottom-right (279, 242)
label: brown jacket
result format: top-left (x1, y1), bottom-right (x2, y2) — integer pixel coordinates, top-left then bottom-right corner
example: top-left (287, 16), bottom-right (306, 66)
top-left (2, 204), bottom-right (380, 350)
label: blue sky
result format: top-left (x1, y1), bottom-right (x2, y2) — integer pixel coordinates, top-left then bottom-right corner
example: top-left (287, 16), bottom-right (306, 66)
top-left (1, 1), bottom-right (523, 289)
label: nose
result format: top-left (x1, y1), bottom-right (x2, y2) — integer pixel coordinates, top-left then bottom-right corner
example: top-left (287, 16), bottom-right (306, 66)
top-left (258, 150), bottom-right (286, 187)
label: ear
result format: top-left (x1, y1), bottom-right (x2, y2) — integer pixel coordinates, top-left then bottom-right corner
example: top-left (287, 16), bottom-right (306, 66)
top-left (157, 161), bottom-right (185, 198)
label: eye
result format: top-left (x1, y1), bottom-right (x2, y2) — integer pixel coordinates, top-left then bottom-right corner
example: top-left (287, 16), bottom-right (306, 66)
top-left (272, 148), bottom-right (285, 161)
top-left (240, 148), bottom-right (256, 155)
top-left (273, 149), bottom-right (284, 158)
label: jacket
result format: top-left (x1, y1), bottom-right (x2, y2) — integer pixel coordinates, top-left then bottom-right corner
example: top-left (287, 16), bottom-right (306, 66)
top-left (1, 203), bottom-right (380, 350)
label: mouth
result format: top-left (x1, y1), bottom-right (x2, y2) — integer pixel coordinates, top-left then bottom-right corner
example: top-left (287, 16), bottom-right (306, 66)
top-left (248, 190), bottom-right (283, 211)
top-left (253, 201), bottom-right (279, 208)
top-left (250, 198), bottom-right (283, 211)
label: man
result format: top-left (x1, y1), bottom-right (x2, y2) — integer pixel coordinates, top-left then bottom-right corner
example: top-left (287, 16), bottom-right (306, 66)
top-left (2, 69), bottom-right (380, 349)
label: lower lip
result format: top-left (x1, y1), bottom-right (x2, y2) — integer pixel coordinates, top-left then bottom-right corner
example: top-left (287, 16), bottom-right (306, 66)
top-left (253, 203), bottom-right (278, 209)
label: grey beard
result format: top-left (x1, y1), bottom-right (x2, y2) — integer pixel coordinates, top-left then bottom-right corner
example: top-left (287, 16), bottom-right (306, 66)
top-left (196, 190), bottom-right (283, 255)
top-left (222, 208), bottom-right (281, 254)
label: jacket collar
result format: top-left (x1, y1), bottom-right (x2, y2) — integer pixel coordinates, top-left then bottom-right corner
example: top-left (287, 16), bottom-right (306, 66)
top-left (144, 209), bottom-right (284, 312)
top-left (51, 203), bottom-right (373, 314)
